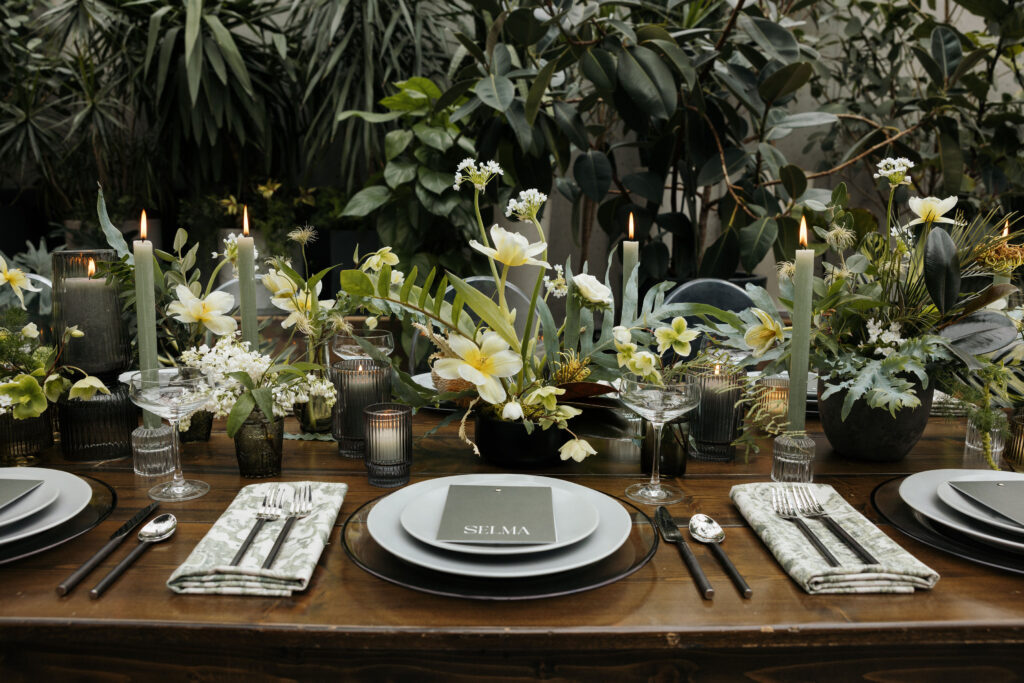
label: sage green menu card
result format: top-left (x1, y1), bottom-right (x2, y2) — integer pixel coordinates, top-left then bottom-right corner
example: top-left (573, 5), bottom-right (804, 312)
top-left (436, 485), bottom-right (556, 544)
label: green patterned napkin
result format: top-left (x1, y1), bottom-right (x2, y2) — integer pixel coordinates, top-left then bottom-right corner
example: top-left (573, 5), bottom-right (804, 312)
top-left (167, 481), bottom-right (348, 596)
top-left (730, 482), bottom-right (939, 594)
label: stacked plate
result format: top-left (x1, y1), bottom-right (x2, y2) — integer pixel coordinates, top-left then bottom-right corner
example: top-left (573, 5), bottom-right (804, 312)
top-left (898, 469), bottom-right (1024, 555)
top-left (0, 468), bottom-right (95, 558)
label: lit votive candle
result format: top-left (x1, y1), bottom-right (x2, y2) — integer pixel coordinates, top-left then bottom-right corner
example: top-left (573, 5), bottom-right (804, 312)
top-left (364, 403), bottom-right (413, 488)
top-left (333, 359), bottom-right (391, 457)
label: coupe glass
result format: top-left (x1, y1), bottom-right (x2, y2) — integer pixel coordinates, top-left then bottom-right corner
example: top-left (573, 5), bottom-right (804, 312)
top-left (128, 368), bottom-right (211, 502)
top-left (332, 329), bottom-right (395, 359)
top-left (619, 376), bottom-right (701, 505)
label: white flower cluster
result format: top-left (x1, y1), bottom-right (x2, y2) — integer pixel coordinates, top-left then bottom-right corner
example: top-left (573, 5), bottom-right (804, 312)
top-left (543, 264), bottom-right (568, 298)
top-left (212, 232), bottom-right (259, 271)
top-left (865, 318), bottom-right (905, 357)
top-left (0, 393), bottom-right (13, 416)
top-left (873, 157), bottom-right (914, 187)
top-left (453, 158), bottom-right (503, 191)
top-left (505, 189), bottom-right (548, 222)
top-left (890, 223), bottom-right (916, 248)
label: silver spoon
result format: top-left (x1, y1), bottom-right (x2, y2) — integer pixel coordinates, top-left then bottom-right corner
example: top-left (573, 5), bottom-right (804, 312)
top-left (688, 514), bottom-right (752, 599)
top-left (89, 513), bottom-right (177, 599)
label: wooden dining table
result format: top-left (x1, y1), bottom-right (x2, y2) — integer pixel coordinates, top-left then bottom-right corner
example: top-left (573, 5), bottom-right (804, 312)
top-left (1, 412), bottom-right (1022, 681)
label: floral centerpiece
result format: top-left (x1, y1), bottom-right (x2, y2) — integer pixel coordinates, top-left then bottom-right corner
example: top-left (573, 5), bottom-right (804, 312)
top-left (337, 159), bottom-right (713, 465)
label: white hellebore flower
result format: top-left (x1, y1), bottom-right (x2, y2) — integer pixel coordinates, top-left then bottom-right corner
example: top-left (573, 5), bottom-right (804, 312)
top-left (0, 256), bottom-right (40, 309)
top-left (167, 285), bottom-right (237, 336)
top-left (361, 247), bottom-right (400, 273)
top-left (613, 325), bottom-right (632, 344)
top-left (501, 401), bottom-right (524, 421)
top-left (559, 438), bottom-right (597, 463)
top-left (20, 323), bottom-right (39, 339)
top-left (271, 281), bottom-right (335, 329)
top-left (744, 308), bottom-right (783, 358)
top-left (260, 269), bottom-right (298, 297)
top-left (626, 351), bottom-right (661, 381)
top-left (908, 196), bottom-right (957, 226)
top-left (470, 225), bottom-right (549, 268)
top-left (573, 273), bottom-right (613, 308)
top-left (654, 317), bottom-right (700, 356)
top-left (432, 331), bottom-right (523, 404)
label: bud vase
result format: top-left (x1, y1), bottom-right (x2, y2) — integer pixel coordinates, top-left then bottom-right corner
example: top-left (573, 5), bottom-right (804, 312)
top-left (180, 410), bottom-right (214, 442)
top-left (0, 408), bottom-right (53, 466)
top-left (233, 413), bottom-right (284, 478)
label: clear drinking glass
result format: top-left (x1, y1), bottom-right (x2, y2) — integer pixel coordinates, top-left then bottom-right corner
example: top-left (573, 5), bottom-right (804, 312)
top-left (618, 376), bottom-right (701, 505)
top-left (127, 368), bottom-right (211, 501)
top-left (332, 329), bottom-right (395, 359)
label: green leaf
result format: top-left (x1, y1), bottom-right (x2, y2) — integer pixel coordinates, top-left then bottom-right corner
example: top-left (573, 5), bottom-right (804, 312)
top-left (581, 48), bottom-right (617, 93)
top-left (341, 186), bottom-right (392, 217)
top-left (203, 14), bottom-right (254, 97)
top-left (780, 164), bottom-right (807, 200)
top-left (385, 129), bottom-right (414, 161)
top-left (184, 0), bottom-right (201, 67)
top-left (185, 26), bottom-right (204, 105)
top-left (227, 370), bottom-right (255, 391)
top-left (526, 58), bottom-right (559, 125)
top-left (97, 188), bottom-right (132, 262)
top-left (617, 45), bottom-right (676, 121)
top-left (418, 167), bottom-right (453, 195)
top-left (553, 102), bottom-right (589, 150)
top-left (912, 46), bottom-right (944, 86)
top-left (942, 311), bottom-right (1018, 355)
top-left (924, 227), bottom-right (960, 313)
top-left (384, 159), bottom-right (418, 188)
top-left (696, 148), bottom-right (748, 187)
top-left (339, 269), bottom-right (376, 297)
top-left (939, 132), bottom-right (963, 195)
top-left (623, 172), bottom-right (664, 204)
top-left (454, 31), bottom-right (488, 67)
top-left (573, 150), bottom-right (613, 202)
top-left (250, 387), bottom-right (275, 424)
top-left (400, 265), bottom-right (417, 302)
top-left (773, 112), bottom-right (838, 128)
top-left (475, 74), bottom-right (515, 112)
top-left (419, 268), bottom-right (436, 309)
top-left (739, 217), bottom-right (778, 273)
top-left (336, 110), bottom-right (405, 124)
top-left (758, 62), bottom-right (813, 102)
top-left (378, 264), bottom-right (392, 297)
top-left (412, 121), bottom-right (452, 151)
top-left (226, 391), bottom-right (255, 438)
top-left (931, 26), bottom-right (962, 79)
top-left (144, 6), bottom-right (173, 77)
top-left (738, 15), bottom-right (799, 63)
top-left (447, 273), bottom-right (520, 349)
top-left (647, 39), bottom-right (696, 88)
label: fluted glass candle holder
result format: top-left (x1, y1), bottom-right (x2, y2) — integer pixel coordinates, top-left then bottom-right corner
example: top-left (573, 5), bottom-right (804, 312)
top-left (52, 250), bottom-right (130, 381)
top-left (686, 362), bottom-right (745, 461)
top-left (1007, 411), bottom-right (1024, 469)
top-left (364, 403), bottom-right (413, 487)
top-left (333, 359), bottom-right (391, 457)
top-left (771, 433), bottom-right (816, 482)
top-left (755, 374), bottom-right (790, 429)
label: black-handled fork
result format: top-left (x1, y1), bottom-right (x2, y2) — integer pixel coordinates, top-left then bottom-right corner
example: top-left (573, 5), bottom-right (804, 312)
top-left (231, 487), bottom-right (284, 567)
top-left (262, 484), bottom-right (314, 570)
top-left (771, 488), bottom-right (841, 567)
top-left (793, 486), bottom-right (879, 565)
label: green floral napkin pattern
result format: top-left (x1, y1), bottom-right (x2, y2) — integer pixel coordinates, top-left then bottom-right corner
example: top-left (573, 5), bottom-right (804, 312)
top-left (168, 481), bottom-right (347, 596)
top-left (730, 482), bottom-right (939, 594)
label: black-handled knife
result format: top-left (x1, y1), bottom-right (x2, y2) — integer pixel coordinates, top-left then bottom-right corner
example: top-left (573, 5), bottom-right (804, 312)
top-left (56, 502), bottom-right (159, 596)
top-left (655, 506), bottom-right (714, 600)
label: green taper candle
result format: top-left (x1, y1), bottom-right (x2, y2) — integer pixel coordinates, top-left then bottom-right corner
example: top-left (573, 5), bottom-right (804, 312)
top-left (133, 210), bottom-right (160, 428)
top-left (788, 216), bottom-right (814, 432)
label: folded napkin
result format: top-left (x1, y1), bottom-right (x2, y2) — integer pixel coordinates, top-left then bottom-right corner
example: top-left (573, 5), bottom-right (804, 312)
top-left (167, 481), bottom-right (347, 596)
top-left (730, 482), bottom-right (939, 594)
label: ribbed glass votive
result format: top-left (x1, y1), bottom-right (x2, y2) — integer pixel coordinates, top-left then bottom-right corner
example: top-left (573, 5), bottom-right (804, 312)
top-left (364, 403), bottom-right (413, 487)
top-left (333, 359), bottom-right (391, 457)
top-left (57, 383), bottom-right (136, 461)
top-left (771, 433), bottom-right (816, 482)
top-left (686, 362), bottom-right (745, 461)
top-left (1007, 411), bottom-right (1024, 469)
top-left (963, 412), bottom-right (1007, 469)
top-left (0, 409), bottom-right (53, 466)
top-left (755, 374), bottom-right (790, 428)
top-left (52, 250), bottom-right (131, 382)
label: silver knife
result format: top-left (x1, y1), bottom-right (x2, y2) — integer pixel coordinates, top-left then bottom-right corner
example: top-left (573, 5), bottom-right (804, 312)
top-left (56, 501), bottom-right (159, 596)
top-left (655, 506), bottom-right (713, 600)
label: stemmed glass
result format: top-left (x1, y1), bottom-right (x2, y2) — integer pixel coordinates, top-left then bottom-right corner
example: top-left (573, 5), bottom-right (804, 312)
top-left (128, 368), bottom-right (211, 502)
top-left (332, 329), bottom-right (395, 359)
top-left (619, 375), bottom-right (701, 505)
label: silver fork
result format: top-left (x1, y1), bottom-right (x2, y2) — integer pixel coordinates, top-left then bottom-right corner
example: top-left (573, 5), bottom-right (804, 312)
top-left (793, 486), bottom-right (879, 565)
top-left (231, 487), bottom-right (284, 566)
top-left (262, 484), bottom-right (314, 570)
top-left (771, 487), bottom-right (841, 567)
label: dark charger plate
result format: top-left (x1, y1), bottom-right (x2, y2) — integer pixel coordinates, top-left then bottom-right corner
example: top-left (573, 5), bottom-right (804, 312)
top-left (872, 476), bottom-right (1024, 575)
top-left (342, 494), bottom-right (658, 600)
top-left (0, 475), bottom-right (116, 566)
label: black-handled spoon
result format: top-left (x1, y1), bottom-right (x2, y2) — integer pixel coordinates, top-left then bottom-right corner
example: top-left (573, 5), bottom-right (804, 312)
top-left (89, 513), bottom-right (177, 599)
top-left (689, 514), bottom-right (752, 599)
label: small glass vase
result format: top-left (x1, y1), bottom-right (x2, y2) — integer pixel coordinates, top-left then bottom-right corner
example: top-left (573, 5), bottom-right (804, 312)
top-left (0, 408), bottom-right (53, 466)
top-left (57, 384), bottom-right (136, 462)
top-left (295, 394), bottom-right (334, 434)
top-left (963, 411), bottom-right (1008, 470)
top-left (179, 410), bottom-right (214, 443)
top-left (1006, 410), bottom-right (1024, 469)
top-left (233, 413), bottom-right (284, 478)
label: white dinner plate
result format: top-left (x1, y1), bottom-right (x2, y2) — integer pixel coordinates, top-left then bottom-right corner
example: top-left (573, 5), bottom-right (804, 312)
top-left (0, 468), bottom-right (92, 546)
top-left (935, 472), bottom-right (1024, 537)
top-left (368, 474), bottom-right (632, 578)
top-left (399, 483), bottom-right (600, 556)
top-left (0, 476), bottom-right (60, 530)
top-left (899, 469), bottom-right (1024, 554)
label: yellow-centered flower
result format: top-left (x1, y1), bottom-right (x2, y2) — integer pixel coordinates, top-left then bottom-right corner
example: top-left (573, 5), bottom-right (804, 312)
top-left (744, 308), bottom-right (784, 357)
top-left (470, 225), bottom-right (549, 268)
top-left (0, 257), bottom-right (40, 309)
top-left (432, 331), bottom-right (523, 404)
top-left (907, 196), bottom-right (957, 226)
top-left (654, 316), bottom-right (700, 356)
top-left (167, 286), bottom-right (237, 336)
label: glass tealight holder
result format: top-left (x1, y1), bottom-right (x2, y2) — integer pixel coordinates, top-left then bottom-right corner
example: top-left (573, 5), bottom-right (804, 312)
top-left (962, 411), bottom-right (1008, 470)
top-left (333, 359), bottom-right (391, 457)
top-left (131, 424), bottom-right (174, 476)
top-left (1006, 411), bottom-right (1024, 469)
top-left (364, 403), bottom-right (413, 487)
top-left (686, 362), bottom-right (745, 461)
top-left (771, 433), bottom-right (816, 483)
top-left (755, 374), bottom-right (790, 429)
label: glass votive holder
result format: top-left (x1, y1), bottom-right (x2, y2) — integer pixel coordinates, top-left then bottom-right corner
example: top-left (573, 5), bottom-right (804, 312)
top-left (962, 411), bottom-right (1008, 469)
top-left (1006, 411), bottom-right (1024, 468)
top-left (686, 362), bottom-right (745, 461)
top-left (364, 403), bottom-right (413, 487)
top-left (771, 433), bottom-right (816, 483)
top-left (333, 359), bottom-right (391, 457)
top-left (755, 374), bottom-right (790, 430)
top-left (131, 424), bottom-right (174, 476)
top-left (52, 250), bottom-right (131, 382)
top-left (0, 408), bottom-right (53, 466)
top-left (57, 383), bottom-right (136, 462)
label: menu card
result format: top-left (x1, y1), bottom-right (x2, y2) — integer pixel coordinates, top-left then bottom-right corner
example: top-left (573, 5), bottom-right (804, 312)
top-left (436, 485), bottom-right (556, 544)
top-left (950, 480), bottom-right (1024, 527)
top-left (0, 479), bottom-right (43, 511)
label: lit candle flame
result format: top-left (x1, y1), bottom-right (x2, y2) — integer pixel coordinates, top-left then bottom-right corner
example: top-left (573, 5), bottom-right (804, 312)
top-left (799, 216), bottom-right (808, 248)
top-left (714, 364), bottom-right (721, 375)
top-left (87, 258), bottom-right (96, 277)
top-left (1004, 219), bottom-right (1010, 238)
top-left (628, 212), bottom-right (635, 240)
top-left (140, 209), bottom-right (148, 240)
top-left (357, 364), bottom-right (364, 372)
top-left (243, 205), bottom-right (249, 236)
